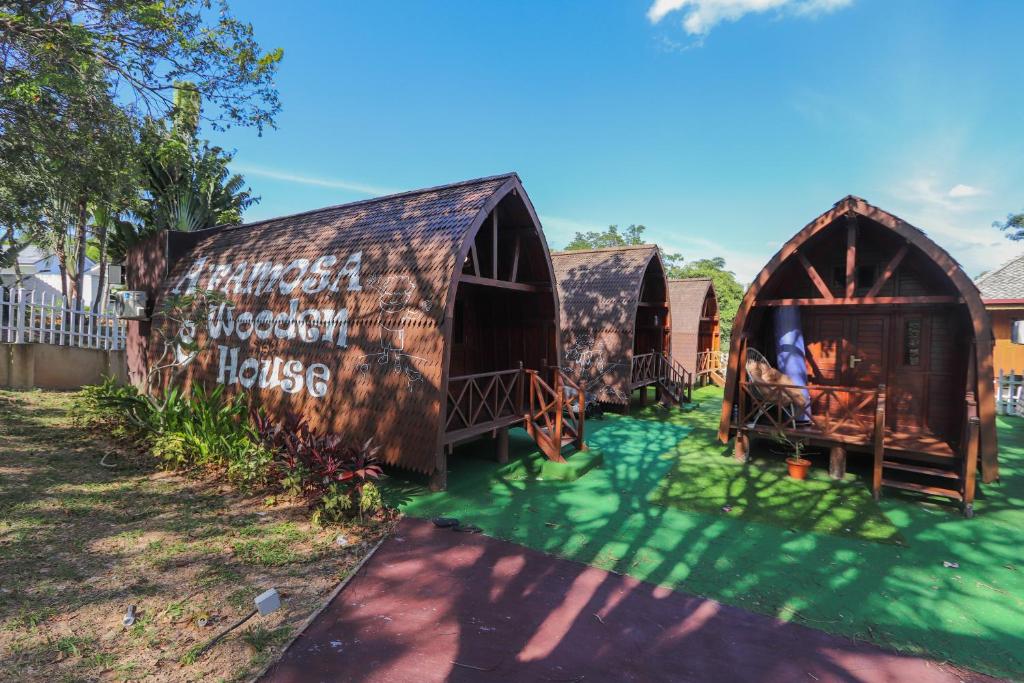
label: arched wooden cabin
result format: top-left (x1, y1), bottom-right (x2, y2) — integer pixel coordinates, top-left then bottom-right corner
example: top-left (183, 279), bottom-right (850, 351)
top-left (551, 245), bottom-right (691, 409)
top-left (125, 173), bottom-right (585, 489)
top-left (668, 278), bottom-right (722, 385)
top-left (720, 195), bottom-right (997, 515)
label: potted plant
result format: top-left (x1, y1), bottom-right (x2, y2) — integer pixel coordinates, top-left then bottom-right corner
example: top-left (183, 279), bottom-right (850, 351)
top-left (774, 431), bottom-right (811, 480)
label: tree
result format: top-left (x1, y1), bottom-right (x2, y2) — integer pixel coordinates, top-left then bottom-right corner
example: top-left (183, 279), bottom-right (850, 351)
top-left (564, 224), bottom-right (648, 250)
top-left (0, 1), bottom-right (281, 289)
top-left (995, 211), bottom-right (1024, 241)
top-left (665, 257), bottom-right (744, 350)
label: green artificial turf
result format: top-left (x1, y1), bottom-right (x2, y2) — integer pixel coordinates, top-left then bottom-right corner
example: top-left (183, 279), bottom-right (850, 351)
top-left (650, 409), bottom-right (904, 545)
top-left (497, 445), bottom-right (604, 482)
top-left (385, 386), bottom-right (1024, 679)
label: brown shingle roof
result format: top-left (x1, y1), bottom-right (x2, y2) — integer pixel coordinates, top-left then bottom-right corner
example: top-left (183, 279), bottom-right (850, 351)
top-left (668, 278), bottom-right (716, 372)
top-left (551, 245), bottom-right (662, 404)
top-left (151, 173), bottom-right (529, 474)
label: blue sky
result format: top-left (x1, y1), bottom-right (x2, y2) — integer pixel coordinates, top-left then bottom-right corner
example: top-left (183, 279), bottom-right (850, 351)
top-left (216, 0), bottom-right (1024, 282)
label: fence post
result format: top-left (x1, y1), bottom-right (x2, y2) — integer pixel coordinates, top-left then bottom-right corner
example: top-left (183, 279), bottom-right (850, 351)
top-left (14, 288), bottom-right (26, 344)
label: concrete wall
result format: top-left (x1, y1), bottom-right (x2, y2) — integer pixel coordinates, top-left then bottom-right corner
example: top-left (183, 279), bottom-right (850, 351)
top-left (0, 343), bottom-right (128, 390)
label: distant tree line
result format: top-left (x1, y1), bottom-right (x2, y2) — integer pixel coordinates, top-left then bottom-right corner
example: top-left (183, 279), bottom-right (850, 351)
top-left (562, 224), bottom-right (744, 349)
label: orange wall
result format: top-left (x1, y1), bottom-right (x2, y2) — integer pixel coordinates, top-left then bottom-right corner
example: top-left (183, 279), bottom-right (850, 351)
top-left (989, 307), bottom-right (1024, 374)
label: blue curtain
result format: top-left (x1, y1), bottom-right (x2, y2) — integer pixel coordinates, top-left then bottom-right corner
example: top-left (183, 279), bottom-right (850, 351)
top-left (774, 305), bottom-right (811, 420)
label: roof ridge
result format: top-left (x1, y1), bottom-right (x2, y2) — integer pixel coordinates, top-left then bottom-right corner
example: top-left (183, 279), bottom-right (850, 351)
top-left (551, 244), bottom-right (659, 256)
top-left (207, 172), bottom-right (519, 236)
top-left (975, 252), bottom-right (1024, 285)
top-left (668, 277), bottom-right (713, 282)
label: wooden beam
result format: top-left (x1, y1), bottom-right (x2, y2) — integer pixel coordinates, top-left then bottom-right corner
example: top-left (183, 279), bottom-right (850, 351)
top-left (492, 211), bottom-right (498, 279)
top-left (637, 302), bottom-right (668, 308)
top-left (459, 273), bottom-right (550, 292)
top-left (797, 251), bottom-right (834, 300)
top-left (470, 243), bottom-right (480, 277)
top-left (510, 234), bottom-right (520, 282)
top-left (755, 296), bottom-right (959, 307)
top-left (865, 244), bottom-right (908, 298)
top-left (845, 214), bottom-right (857, 298)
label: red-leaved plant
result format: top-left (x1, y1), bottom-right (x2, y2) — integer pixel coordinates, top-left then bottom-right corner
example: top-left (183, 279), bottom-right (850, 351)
top-left (250, 408), bottom-right (383, 514)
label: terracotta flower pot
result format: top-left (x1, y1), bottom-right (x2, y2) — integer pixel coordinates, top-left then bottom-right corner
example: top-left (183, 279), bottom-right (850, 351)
top-left (786, 457), bottom-right (812, 480)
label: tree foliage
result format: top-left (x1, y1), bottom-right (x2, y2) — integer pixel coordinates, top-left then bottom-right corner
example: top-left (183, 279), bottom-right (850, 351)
top-left (564, 224), bottom-right (648, 250)
top-left (0, 0), bottom-right (280, 285)
top-left (665, 256), bottom-right (744, 350)
top-left (994, 211), bottom-right (1024, 241)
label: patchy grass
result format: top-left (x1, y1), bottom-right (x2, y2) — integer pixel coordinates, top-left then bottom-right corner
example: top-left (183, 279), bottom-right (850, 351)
top-left (0, 389), bottom-right (394, 682)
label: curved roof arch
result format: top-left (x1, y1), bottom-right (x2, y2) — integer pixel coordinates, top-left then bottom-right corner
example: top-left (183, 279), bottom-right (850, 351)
top-left (719, 196), bottom-right (997, 476)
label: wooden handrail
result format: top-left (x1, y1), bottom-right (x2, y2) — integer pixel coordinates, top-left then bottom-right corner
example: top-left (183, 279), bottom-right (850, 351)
top-left (872, 384), bottom-right (886, 500)
top-left (445, 368), bottom-right (524, 433)
top-left (738, 376), bottom-right (880, 438)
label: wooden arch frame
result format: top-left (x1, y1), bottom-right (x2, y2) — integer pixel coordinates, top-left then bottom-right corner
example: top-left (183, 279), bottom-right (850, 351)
top-left (434, 174), bottom-right (563, 465)
top-left (718, 195), bottom-right (998, 481)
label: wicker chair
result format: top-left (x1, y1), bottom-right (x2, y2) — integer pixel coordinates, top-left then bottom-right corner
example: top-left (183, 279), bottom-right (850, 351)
top-left (743, 348), bottom-right (801, 428)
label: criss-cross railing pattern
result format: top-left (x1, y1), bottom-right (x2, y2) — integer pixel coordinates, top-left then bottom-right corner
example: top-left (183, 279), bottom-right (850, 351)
top-left (558, 369), bottom-right (586, 451)
top-left (696, 350), bottom-right (722, 376)
top-left (524, 368), bottom-right (567, 462)
top-left (445, 368), bottom-right (523, 434)
top-left (631, 352), bottom-right (659, 385)
top-left (737, 376), bottom-right (881, 438)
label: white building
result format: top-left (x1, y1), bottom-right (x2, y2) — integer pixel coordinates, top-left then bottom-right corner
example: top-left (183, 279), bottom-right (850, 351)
top-left (0, 245), bottom-right (112, 310)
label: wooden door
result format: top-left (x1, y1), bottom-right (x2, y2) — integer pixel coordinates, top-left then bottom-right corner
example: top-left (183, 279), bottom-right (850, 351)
top-left (886, 310), bottom-right (960, 437)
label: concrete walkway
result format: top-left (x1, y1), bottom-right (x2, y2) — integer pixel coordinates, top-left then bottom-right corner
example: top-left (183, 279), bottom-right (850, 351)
top-left (262, 519), bottom-right (991, 683)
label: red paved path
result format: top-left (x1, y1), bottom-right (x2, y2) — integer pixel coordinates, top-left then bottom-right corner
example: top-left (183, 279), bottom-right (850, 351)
top-left (263, 518), bottom-right (993, 683)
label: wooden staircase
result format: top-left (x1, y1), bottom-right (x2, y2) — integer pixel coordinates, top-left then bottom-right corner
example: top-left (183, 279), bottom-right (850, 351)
top-left (874, 390), bottom-right (980, 517)
top-left (656, 352), bottom-right (692, 405)
top-left (524, 367), bottom-right (586, 463)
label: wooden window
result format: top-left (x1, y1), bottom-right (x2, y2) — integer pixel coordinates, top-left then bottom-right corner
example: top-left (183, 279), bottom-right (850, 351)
top-left (903, 317), bottom-right (922, 366)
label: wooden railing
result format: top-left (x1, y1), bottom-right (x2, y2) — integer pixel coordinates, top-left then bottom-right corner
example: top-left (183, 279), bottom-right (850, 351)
top-left (1, 286), bottom-right (127, 349)
top-left (695, 350), bottom-right (722, 376)
top-left (659, 352), bottom-right (693, 403)
top-left (445, 368), bottom-right (524, 435)
top-left (631, 352), bottom-right (659, 385)
top-left (524, 368), bottom-right (566, 462)
top-left (558, 368), bottom-right (586, 452)
top-left (631, 351), bottom-right (692, 403)
top-left (737, 376), bottom-right (884, 439)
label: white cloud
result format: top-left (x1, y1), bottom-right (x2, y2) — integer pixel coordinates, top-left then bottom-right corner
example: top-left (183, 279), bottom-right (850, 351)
top-left (234, 164), bottom-right (398, 197)
top-left (647, 0), bottom-right (853, 36)
top-left (948, 183), bottom-right (986, 199)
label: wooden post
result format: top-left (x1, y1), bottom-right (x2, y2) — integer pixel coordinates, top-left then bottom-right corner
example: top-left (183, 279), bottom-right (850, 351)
top-left (845, 214), bottom-right (857, 298)
top-left (963, 416), bottom-right (979, 518)
top-left (734, 430), bottom-right (749, 462)
top-left (495, 427), bottom-right (509, 465)
top-left (872, 384), bottom-right (886, 500)
top-left (639, 385), bottom-right (647, 407)
top-left (430, 449), bottom-right (448, 491)
top-left (828, 445), bottom-right (846, 480)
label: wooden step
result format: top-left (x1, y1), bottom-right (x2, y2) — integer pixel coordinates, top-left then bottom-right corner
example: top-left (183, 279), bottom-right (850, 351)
top-left (881, 478), bottom-right (963, 501)
top-left (882, 460), bottom-right (960, 479)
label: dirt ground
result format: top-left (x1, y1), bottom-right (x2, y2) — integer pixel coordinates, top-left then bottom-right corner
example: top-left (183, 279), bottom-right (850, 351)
top-left (0, 389), bottom-right (393, 682)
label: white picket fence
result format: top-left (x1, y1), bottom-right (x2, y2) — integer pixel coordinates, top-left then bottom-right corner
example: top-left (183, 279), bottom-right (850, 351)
top-left (0, 287), bottom-right (127, 350)
top-left (995, 370), bottom-right (1024, 417)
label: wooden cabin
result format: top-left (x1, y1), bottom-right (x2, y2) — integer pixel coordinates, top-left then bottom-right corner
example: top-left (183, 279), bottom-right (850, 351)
top-left (668, 277), bottom-right (723, 386)
top-left (551, 245), bottom-right (691, 410)
top-left (975, 254), bottom-right (1024, 374)
top-left (125, 173), bottom-right (586, 490)
top-left (719, 196), bottom-right (997, 516)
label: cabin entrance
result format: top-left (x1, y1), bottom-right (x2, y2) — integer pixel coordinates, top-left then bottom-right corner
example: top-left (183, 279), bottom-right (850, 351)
top-left (804, 308), bottom-right (960, 441)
